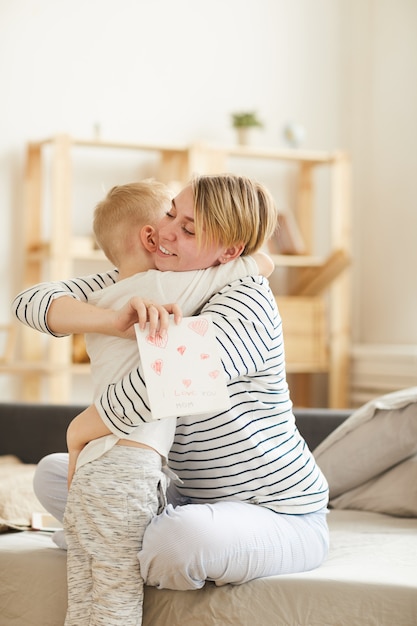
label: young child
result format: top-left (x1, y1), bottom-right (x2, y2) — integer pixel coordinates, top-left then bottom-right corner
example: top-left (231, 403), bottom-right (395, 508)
top-left (63, 180), bottom-right (274, 626)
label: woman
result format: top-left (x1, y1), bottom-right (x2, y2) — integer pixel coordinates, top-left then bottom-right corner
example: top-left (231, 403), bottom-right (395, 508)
top-left (13, 174), bottom-right (329, 590)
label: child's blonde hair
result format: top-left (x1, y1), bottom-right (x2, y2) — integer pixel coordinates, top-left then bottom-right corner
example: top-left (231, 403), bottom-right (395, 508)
top-left (191, 174), bottom-right (278, 255)
top-left (93, 180), bottom-right (171, 266)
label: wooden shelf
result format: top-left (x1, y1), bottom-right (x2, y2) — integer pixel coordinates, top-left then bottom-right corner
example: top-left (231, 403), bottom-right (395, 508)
top-left (4, 135), bottom-right (351, 407)
top-left (270, 254), bottom-right (324, 267)
top-left (206, 144), bottom-right (342, 165)
top-left (27, 244), bottom-right (109, 263)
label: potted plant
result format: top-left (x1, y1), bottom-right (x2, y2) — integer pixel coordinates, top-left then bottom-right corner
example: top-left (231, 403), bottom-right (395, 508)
top-left (231, 111), bottom-right (263, 146)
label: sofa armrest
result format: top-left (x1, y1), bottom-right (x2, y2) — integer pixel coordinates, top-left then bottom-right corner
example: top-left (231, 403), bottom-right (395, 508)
top-left (294, 408), bottom-right (351, 452)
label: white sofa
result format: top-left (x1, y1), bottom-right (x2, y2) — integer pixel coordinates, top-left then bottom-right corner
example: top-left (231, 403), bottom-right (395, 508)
top-left (1, 392), bottom-right (417, 626)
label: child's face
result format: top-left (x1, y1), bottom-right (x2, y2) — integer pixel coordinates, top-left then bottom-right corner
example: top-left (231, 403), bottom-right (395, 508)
top-left (154, 185), bottom-right (226, 272)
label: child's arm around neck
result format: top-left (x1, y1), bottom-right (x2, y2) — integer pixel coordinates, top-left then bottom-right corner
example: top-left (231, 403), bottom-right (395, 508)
top-left (251, 251), bottom-right (274, 277)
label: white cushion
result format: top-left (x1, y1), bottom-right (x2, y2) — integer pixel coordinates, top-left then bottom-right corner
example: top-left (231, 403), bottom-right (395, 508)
top-left (314, 387), bottom-right (417, 499)
top-left (330, 454), bottom-right (417, 517)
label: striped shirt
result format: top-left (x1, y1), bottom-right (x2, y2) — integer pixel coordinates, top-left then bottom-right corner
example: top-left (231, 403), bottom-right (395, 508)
top-left (12, 271), bottom-right (329, 514)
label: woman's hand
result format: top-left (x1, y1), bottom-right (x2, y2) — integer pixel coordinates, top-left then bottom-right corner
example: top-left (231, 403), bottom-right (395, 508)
top-left (46, 293), bottom-right (182, 340)
top-left (114, 297), bottom-right (183, 339)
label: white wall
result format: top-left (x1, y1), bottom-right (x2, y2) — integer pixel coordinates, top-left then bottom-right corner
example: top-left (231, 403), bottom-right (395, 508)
top-left (349, 0), bottom-right (417, 345)
top-left (0, 0), bottom-right (416, 402)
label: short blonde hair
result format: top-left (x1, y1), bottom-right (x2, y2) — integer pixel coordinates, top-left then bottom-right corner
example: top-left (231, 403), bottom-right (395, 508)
top-left (191, 174), bottom-right (278, 255)
top-left (93, 180), bottom-right (171, 265)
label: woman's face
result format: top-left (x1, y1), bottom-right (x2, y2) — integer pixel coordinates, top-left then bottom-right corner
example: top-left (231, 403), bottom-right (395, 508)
top-left (153, 185), bottom-right (227, 272)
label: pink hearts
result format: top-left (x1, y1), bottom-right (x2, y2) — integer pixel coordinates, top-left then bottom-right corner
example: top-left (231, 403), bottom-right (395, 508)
top-left (200, 353), bottom-right (209, 360)
top-left (177, 345), bottom-right (186, 355)
top-left (182, 379), bottom-right (192, 388)
top-left (209, 370), bottom-right (220, 379)
top-left (146, 333), bottom-right (168, 349)
top-left (188, 317), bottom-right (209, 336)
top-left (151, 359), bottom-right (163, 375)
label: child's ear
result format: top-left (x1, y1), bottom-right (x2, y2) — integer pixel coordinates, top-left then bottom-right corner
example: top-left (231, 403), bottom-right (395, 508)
top-left (140, 225), bottom-right (157, 252)
top-left (219, 243), bottom-right (245, 264)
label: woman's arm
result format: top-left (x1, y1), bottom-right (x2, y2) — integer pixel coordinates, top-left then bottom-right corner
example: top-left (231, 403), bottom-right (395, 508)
top-left (12, 271), bottom-right (119, 336)
top-left (13, 270), bottom-right (182, 339)
top-left (46, 296), bottom-right (119, 335)
top-left (45, 294), bottom-right (179, 339)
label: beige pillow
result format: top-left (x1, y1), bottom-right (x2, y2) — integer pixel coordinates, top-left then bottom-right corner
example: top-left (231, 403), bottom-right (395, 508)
top-left (330, 454), bottom-right (417, 517)
top-left (314, 387), bottom-right (417, 499)
top-left (0, 455), bottom-right (47, 532)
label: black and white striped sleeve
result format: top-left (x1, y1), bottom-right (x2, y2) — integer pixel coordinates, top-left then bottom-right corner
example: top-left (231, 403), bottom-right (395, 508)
top-left (12, 271), bottom-right (119, 337)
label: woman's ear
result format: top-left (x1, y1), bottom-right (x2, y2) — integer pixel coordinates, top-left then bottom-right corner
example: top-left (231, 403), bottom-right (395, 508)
top-left (219, 243), bottom-right (245, 264)
top-left (140, 225), bottom-right (157, 253)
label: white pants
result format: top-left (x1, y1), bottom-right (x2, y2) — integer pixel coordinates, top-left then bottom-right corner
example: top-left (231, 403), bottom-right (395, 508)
top-left (34, 453), bottom-right (329, 591)
top-left (64, 447), bottom-right (164, 626)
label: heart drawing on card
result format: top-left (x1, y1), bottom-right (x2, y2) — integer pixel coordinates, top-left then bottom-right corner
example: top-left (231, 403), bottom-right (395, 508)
top-left (177, 345), bottom-right (186, 355)
top-left (209, 370), bottom-right (220, 379)
top-left (200, 353), bottom-right (209, 360)
top-left (146, 333), bottom-right (168, 349)
top-left (182, 379), bottom-right (192, 388)
top-left (151, 359), bottom-right (163, 375)
top-left (188, 317), bottom-right (209, 336)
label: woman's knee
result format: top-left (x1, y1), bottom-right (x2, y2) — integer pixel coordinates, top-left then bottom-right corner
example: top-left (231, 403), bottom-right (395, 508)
top-left (139, 504), bottom-right (215, 590)
top-left (33, 453), bottom-right (68, 522)
top-left (139, 501), bottom-right (273, 589)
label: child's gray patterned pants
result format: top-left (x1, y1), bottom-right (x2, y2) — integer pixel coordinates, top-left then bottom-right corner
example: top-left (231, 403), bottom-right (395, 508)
top-left (63, 445), bottom-right (165, 626)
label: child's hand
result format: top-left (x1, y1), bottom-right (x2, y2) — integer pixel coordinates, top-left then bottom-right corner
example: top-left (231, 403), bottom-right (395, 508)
top-left (66, 419), bottom-right (84, 489)
top-left (252, 251), bottom-right (275, 277)
top-left (67, 450), bottom-right (79, 489)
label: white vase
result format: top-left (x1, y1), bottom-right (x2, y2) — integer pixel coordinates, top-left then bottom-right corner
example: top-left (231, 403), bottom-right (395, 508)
top-left (236, 127), bottom-right (251, 146)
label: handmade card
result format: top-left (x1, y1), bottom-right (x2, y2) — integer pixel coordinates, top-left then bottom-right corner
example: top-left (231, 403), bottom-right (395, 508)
top-left (135, 315), bottom-right (230, 419)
